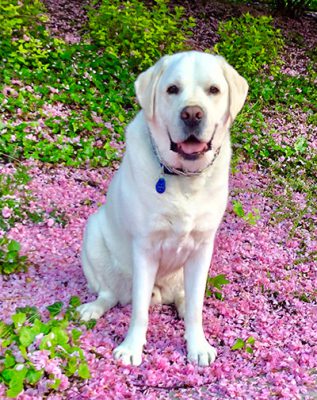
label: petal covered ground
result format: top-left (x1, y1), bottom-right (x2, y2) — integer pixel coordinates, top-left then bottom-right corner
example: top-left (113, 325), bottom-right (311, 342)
top-left (1, 159), bottom-right (316, 399)
top-left (1, 1), bottom-right (316, 399)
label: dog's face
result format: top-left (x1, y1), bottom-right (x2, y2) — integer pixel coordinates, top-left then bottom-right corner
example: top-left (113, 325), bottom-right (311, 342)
top-left (135, 51), bottom-right (248, 172)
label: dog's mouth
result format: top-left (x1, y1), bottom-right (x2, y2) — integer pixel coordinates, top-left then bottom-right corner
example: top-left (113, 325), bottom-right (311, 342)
top-left (170, 135), bottom-right (212, 161)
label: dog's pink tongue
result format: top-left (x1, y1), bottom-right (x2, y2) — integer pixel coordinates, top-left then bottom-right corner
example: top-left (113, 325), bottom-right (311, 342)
top-left (178, 141), bottom-right (207, 155)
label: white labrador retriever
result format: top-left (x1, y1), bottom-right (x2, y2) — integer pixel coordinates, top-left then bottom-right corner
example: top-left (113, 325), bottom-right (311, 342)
top-left (78, 51), bottom-right (248, 366)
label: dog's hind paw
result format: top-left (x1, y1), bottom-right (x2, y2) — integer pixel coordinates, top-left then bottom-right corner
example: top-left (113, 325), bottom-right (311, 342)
top-left (77, 291), bottom-right (117, 321)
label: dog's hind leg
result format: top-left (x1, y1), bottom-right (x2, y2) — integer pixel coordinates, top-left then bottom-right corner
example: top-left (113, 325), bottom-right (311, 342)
top-left (174, 290), bottom-right (185, 319)
top-left (157, 269), bottom-right (185, 318)
top-left (77, 232), bottom-right (118, 321)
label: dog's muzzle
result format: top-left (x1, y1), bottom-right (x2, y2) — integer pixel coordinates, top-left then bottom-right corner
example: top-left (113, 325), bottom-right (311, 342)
top-left (170, 135), bottom-right (212, 161)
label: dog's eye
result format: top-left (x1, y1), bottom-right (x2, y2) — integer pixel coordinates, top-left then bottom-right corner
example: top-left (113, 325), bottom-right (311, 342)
top-left (209, 86), bottom-right (220, 95)
top-left (167, 85), bottom-right (179, 95)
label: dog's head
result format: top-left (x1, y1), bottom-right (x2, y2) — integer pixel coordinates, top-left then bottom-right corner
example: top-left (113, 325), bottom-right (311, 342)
top-left (135, 51), bottom-right (248, 172)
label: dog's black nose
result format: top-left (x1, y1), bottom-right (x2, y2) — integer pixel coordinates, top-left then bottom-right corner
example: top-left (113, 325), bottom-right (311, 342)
top-left (180, 106), bottom-right (204, 128)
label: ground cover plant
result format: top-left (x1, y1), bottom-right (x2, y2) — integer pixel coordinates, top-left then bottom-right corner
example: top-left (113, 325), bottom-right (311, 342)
top-left (0, 298), bottom-right (93, 398)
top-left (215, 10), bottom-right (317, 269)
top-left (0, 0), bottom-right (316, 398)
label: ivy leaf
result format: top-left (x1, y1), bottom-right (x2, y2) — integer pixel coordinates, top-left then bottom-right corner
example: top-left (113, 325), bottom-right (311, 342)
top-left (33, 318), bottom-right (50, 335)
top-left (232, 200), bottom-right (245, 217)
top-left (26, 368), bottom-right (44, 385)
top-left (210, 274), bottom-right (230, 291)
top-left (214, 291), bottom-right (224, 301)
top-left (6, 384), bottom-right (24, 399)
top-left (46, 302), bottom-right (63, 317)
top-left (78, 363), bottom-right (90, 379)
top-left (19, 345), bottom-right (28, 359)
top-left (6, 366), bottom-right (27, 398)
top-left (72, 329), bottom-right (82, 343)
top-left (4, 352), bottom-right (16, 368)
top-left (66, 357), bottom-right (78, 375)
top-left (16, 306), bottom-right (40, 323)
top-left (206, 274), bottom-right (229, 300)
top-left (246, 336), bottom-right (256, 345)
top-left (7, 240), bottom-right (21, 252)
top-left (231, 338), bottom-right (245, 351)
top-left (85, 319), bottom-right (97, 330)
top-left (39, 332), bottom-right (55, 350)
top-left (69, 296), bottom-right (81, 308)
top-left (294, 136), bottom-right (307, 153)
top-left (49, 378), bottom-right (61, 390)
top-left (1, 368), bottom-right (14, 384)
top-left (51, 326), bottom-right (69, 346)
top-left (0, 321), bottom-right (13, 339)
top-left (19, 326), bottom-right (36, 347)
top-left (11, 312), bottom-right (26, 328)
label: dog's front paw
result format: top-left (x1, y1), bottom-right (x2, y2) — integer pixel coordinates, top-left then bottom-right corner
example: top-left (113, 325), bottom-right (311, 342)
top-left (77, 301), bottom-right (105, 321)
top-left (113, 340), bottom-right (143, 366)
top-left (187, 338), bottom-right (217, 366)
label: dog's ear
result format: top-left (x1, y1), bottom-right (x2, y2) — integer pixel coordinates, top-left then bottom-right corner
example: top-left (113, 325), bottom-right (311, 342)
top-left (217, 56), bottom-right (248, 122)
top-left (135, 55), bottom-right (170, 120)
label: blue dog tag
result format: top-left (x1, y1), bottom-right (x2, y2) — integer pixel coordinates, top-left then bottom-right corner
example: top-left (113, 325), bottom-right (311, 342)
top-left (155, 177), bottom-right (166, 194)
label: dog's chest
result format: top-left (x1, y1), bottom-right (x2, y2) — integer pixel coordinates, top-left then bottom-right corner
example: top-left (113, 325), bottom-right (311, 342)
top-left (149, 198), bottom-right (213, 276)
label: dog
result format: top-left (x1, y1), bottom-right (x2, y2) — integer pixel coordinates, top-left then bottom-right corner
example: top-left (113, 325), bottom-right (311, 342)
top-left (78, 51), bottom-right (248, 366)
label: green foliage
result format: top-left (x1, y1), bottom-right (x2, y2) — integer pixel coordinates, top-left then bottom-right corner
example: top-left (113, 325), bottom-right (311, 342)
top-left (0, 42), bottom-right (134, 166)
top-left (48, 207), bottom-right (69, 227)
top-left (0, 0), bottom-right (64, 73)
top-left (0, 0), bottom-right (194, 167)
top-left (214, 13), bottom-right (284, 80)
top-left (232, 87), bottom-right (316, 184)
top-left (206, 274), bottom-right (230, 300)
top-left (0, 166), bottom-right (41, 231)
top-left (0, 166), bottom-right (41, 275)
top-left (87, 0), bottom-right (194, 71)
top-left (216, 12), bottom-right (316, 251)
top-left (232, 200), bottom-right (261, 226)
top-left (251, 73), bottom-right (317, 108)
top-left (0, 0), bottom-right (133, 167)
top-left (0, 0), bottom-right (46, 39)
top-left (46, 302), bottom-right (64, 318)
top-left (216, 13), bottom-right (316, 182)
top-left (0, 297), bottom-right (93, 398)
top-left (231, 336), bottom-right (256, 354)
top-left (0, 167), bottom-right (31, 275)
top-left (0, 237), bottom-right (28, 275)
top-left (0, 165), bottom-right (74, 275)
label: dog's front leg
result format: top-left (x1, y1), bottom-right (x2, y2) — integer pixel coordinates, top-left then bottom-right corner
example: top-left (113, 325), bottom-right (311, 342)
top-left (184, 239), bottom-right (217, 366)
top-left (113, 242), bottom-right (158, 366)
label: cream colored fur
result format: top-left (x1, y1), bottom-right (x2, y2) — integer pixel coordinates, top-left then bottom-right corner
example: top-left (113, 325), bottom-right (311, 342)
top-left (78, 51), bottom-right (248, 366)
